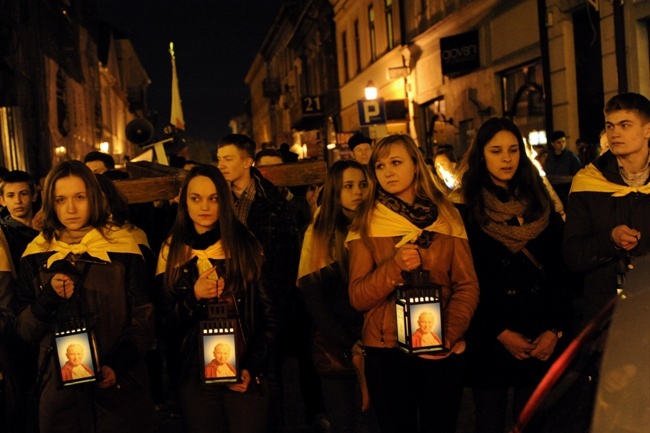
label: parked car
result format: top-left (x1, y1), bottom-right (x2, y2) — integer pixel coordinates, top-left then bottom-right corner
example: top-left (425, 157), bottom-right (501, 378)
top-left (511, 254), bottom-right (650, 433)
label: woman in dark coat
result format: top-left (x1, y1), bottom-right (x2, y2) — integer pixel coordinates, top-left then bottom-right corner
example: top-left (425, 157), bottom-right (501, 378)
top-left (156, 164), bottom-right (275, 433)
top-left (298, 160), bottom-right (376, 433)
top-left (458, 117), bottom-right (572, 433)
top-left (12, 160), bottom-right (155, 433)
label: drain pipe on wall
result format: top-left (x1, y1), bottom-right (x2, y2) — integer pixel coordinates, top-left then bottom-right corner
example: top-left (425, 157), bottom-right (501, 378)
top-left (613, 0), bottom-right (628, 94)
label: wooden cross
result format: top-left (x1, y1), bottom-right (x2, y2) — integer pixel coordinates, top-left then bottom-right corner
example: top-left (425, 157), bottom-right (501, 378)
top-left (115, 160), bottom-right (328, 204)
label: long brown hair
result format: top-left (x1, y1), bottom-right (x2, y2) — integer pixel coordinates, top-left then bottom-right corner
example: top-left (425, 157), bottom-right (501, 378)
top-left (163, 165), bottom-right (263, 292)
top-left (458, 117), bottom-right (551, 226)
top-left (41, 160), bottom-right (109, 242)
top-left (310, 160), bottom-right (368, 279)
top-left (351, 134), bottom-right (455, 244)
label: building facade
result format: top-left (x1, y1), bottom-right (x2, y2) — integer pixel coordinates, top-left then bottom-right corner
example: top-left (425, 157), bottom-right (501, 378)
top-left (0, 0), bottom-right (149, 178)
top-left (333, 0), bottom-right (410, 143)
top-left (333, 0), bottom-right (650, 158)
top-left (245, 0), bottom-right (341, 162)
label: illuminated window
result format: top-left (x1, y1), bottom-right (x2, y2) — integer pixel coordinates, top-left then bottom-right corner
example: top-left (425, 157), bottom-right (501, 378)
top-left (354, 20), bottom-right (362, 73)
top-left (369, 5), bottom-right (377, 62)
top-left (342, 31), bottom-right (350, 82)
top-left (385, 0), bottom-right (394, 50)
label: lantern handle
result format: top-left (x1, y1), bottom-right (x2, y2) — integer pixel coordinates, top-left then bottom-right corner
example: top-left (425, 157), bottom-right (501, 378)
top-left (407, 249), bottom-right (429, 287)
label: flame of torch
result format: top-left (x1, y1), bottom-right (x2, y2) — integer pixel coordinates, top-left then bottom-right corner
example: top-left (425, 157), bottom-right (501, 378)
top-left (525, 140), bottom-right (566, 220)
top-left (435, 163), bottom-right (458, 190)
top-left (525, 141), bottom-right (546, 177)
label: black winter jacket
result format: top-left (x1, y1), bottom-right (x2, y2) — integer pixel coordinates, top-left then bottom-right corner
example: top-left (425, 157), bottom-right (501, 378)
top-left (462, 207), bottom-right (571, 387)
top-left (12, 251), bottom-right (154, 433)
top-left (158, 256), bottom-right (276, 382)
top-left (563, 151), bottom-right (650, 322)
top-left (244, 168), bottom-right (301, 298)
top-left (299, 261), bottom-right (363, 358)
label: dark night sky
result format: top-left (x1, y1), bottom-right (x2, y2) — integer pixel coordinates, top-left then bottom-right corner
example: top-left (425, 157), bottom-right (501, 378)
top-left (95, 0), bottom-right (284, 144)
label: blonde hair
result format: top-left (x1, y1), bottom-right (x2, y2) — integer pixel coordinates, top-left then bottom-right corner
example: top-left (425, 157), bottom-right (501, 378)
top-left (351, 134), bottom-right (456, 244)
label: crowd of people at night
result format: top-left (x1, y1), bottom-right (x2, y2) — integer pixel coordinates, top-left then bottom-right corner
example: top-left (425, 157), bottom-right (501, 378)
top-left (0, 91), bottom-right (649, 433)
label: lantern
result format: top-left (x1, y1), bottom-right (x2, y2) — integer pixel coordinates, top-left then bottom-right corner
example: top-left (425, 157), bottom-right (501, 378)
top-left (54, 319), bottom-right (101, 386)
top-left (200, 303), bottom-right (240, 384)
top-left (395, 270), bottom-right (446, 355)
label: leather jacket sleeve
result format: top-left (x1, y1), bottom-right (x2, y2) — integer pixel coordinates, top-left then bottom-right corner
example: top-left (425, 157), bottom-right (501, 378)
top-left (12, 255), bottom-right (59, 343)
top-left (158, 258), bottom-right (205, 333)
top-left (159, 259), bottom-right (276, 378)
top-left (103, 253), bottom-right (155, 377)
top-left (348, 238), bottom-right (404, 313)
top-left (239, 273), bottom-right (277, 378)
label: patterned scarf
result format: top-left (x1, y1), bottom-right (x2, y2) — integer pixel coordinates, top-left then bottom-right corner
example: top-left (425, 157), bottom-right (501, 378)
top-left (480, 188), bottom-right (549, 253)
top-left (377, 189), bottom-right (439, 248)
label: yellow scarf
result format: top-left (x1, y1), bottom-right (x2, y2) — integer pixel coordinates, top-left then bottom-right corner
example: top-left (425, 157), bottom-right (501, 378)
top-left (22, 227), bottom-right (142, 269)
top-left (0, 229), bottom-right (14, 278)
top-left (297, 209), bottom-right (333, 282)
top-left (127, 225), bottom-right (150, 249)
top-left (570, 163), bottom-right (650, 197)
top-left (156, 238), bottom-right (226, 277)
top-left (345, 202), bottom-right (467, 248)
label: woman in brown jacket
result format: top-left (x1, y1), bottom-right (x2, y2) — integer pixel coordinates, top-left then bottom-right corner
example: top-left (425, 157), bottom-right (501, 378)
top-left (347, 134), bottom-right (479, 433)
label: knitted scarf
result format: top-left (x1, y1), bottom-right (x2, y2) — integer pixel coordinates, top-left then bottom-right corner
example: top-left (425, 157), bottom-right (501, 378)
top-left (480, 188), bottom-right (549, 253)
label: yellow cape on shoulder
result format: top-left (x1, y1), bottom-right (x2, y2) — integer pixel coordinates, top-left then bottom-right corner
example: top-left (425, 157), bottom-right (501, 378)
top-left (0, 229), bottom-right (14, 278)
top-left (22, 226), bottom-right (142, 269)
top-left (570, 163), bottom-right (650, 196)
top-left (345, 202), bottom-right (467, 248)
top-left (156, 238), bottom-right (226, 276)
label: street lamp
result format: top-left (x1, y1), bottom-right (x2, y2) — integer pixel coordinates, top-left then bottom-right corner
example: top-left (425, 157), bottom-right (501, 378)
top-left (365, 80), bottom-right (377, 100)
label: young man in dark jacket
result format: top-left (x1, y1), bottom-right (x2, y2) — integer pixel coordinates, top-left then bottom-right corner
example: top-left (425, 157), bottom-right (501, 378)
top-left (0, 171), bottom-right (40, 432)
top-left (217, 134), bottom-right (326, 432)
top-left (0, 170), bottom-right (40, 271)
top-left (564, 93), bottom-right (650, 324)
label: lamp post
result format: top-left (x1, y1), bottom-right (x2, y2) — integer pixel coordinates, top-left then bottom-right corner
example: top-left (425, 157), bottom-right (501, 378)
top-left (364, 80), bottom-right (377, 101)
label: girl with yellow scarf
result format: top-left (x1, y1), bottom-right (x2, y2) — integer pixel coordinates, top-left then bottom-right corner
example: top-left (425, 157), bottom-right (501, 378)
top-left (13, 160), bottom-right (154, 433)
top-left (155, 165), bottom-right (274, 433)
top-left (346, 134), bottom-right (479, 433)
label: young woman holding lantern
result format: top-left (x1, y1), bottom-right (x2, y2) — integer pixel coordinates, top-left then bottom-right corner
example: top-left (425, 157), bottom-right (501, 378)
top-left (156, 164), bottom-right (275, 433)
top-left (346, 134), bottom-right (479, 433)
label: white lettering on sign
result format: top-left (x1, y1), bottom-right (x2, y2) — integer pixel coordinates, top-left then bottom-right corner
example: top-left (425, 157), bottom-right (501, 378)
top-left (442, 44), bottom-right (477, 63)
top-left (362, 101), bottom-right (380, 124)
top-left (303, 96), bottom-right (322, 113)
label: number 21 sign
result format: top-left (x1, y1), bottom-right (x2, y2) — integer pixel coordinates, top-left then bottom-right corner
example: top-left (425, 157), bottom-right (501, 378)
top-left (302, 96), bottom-right (324, 116)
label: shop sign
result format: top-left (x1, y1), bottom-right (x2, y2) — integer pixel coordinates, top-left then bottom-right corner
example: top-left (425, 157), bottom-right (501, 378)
top-left (302, 95), bottom-right (324, 116)
top-left (440, 30), bottom-right (480, 78)
top-left (357, 98), bottom-right (386, 126)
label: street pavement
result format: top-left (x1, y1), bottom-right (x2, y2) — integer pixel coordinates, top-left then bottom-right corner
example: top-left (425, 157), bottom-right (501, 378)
top-left (153, 357), bottom-right (503, 433)
top-left (154, 356), bottom-right (317, 433)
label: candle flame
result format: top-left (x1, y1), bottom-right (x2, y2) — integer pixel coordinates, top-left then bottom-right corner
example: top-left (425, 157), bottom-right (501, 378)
top-left (435, 163), bottom-right (458, 190)
top-left (525, 142), bottom-right (546, 177)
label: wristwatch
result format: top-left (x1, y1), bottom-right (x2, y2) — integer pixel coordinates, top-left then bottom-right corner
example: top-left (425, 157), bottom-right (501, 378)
top-left (550, 328), bottom-right (563, 339)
